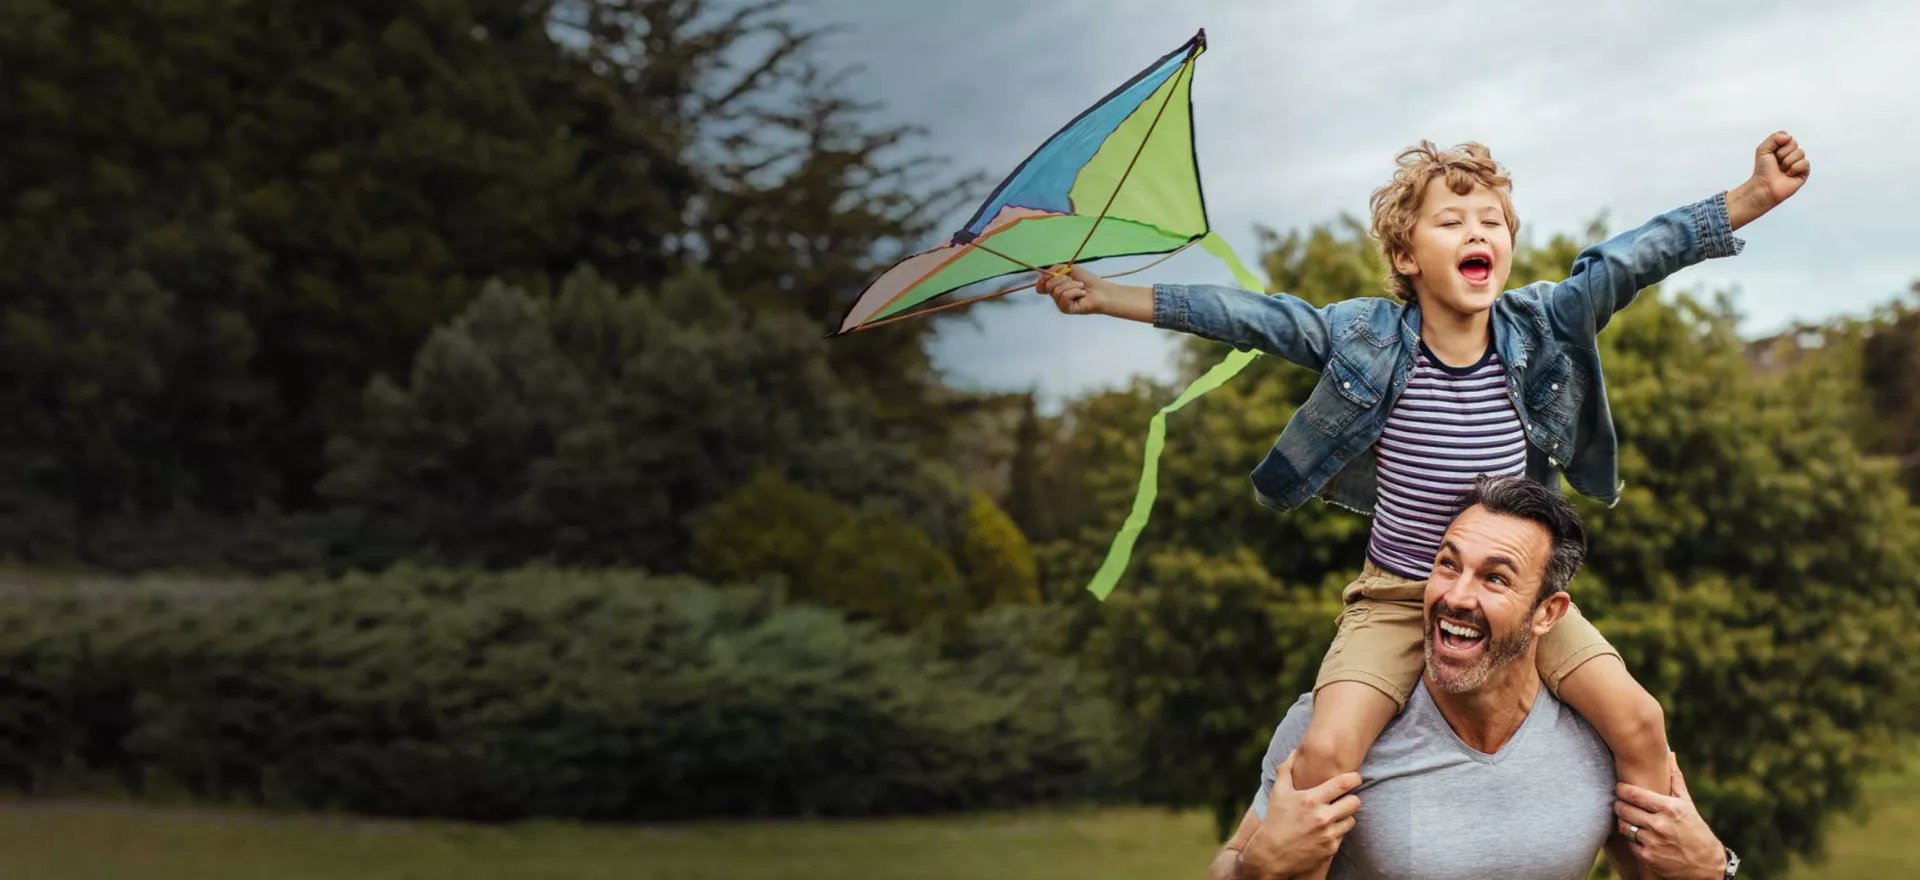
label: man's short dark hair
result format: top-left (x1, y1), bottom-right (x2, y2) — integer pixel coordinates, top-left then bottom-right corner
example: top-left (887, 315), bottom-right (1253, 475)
top-left (1453, 475), bottom-right (1588, 604)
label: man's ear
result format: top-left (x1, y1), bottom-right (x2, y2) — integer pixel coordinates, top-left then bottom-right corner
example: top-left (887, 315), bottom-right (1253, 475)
top-left (1531, 590), bottom-right (1571, 637)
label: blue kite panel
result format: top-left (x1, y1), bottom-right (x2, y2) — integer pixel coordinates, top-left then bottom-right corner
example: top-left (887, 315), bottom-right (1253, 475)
top-left (960, 51), bottom-right (1186, 237)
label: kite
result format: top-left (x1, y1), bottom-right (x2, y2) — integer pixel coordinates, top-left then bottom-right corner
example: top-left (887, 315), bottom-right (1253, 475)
top-left (837, 29), bottom-right (1273, 600)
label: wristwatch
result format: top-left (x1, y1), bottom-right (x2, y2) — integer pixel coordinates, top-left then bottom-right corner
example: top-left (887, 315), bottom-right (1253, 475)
top-left (1722, 845), bottom-right (1740, 878)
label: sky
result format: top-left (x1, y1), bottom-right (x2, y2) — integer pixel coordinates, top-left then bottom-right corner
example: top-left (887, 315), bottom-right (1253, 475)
top-left (798, 0), bottom-right (1920, 407)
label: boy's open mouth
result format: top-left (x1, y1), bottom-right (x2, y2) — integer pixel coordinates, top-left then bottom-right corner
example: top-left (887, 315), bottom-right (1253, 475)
top-left (1458, 256), bottom-right (1493, 286)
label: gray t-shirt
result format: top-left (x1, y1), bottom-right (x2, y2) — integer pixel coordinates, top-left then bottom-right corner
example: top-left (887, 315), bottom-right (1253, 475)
top-left (1252, 680), bottom-right (1616, 880)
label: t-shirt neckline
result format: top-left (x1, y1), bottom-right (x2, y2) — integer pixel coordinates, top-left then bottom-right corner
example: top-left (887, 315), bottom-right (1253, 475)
top-left (1417, 331), bottom-right (1498, 376)
top-left (1413, 679), bottom-right (1551, 765)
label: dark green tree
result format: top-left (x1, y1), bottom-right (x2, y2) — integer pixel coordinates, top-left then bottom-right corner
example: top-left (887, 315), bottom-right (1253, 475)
top-left (0, 0), bottom-right (973, 566)
top-left (323, 267), bottom-right (881, 570)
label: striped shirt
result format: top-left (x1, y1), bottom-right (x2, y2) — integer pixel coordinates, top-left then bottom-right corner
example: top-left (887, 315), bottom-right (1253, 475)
top-left (1366, 339), bottom-right (1527, 580)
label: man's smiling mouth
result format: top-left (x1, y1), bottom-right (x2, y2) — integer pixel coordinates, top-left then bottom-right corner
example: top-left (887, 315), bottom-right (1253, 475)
top-left (1437, 617), bottom-right (1487, 652)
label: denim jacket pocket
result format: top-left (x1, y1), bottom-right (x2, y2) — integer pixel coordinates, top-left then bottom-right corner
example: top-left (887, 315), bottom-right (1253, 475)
top-left (1301, 354), bottom-right (1381, 436)
top-left (1526, 352), bottom-right (1579, 422)
top-left (1525, 353), bottom-right (1586, 463)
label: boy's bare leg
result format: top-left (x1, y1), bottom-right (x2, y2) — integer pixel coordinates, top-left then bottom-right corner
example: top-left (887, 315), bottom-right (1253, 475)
top-left (1290, 681), bottom-right (1399, 880)
top-left (1555, 655), bottom-right (1670, 796)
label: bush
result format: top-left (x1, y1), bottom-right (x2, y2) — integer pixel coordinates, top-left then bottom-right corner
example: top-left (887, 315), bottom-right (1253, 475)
top-left (807, 511), bottom-right (967, 632)
top-left (960, 490), bottom-right (1041, 608)
top-left (0, 567), bottom-right (1122, 820)
top-left (690, 469), bottom-right (852, 593)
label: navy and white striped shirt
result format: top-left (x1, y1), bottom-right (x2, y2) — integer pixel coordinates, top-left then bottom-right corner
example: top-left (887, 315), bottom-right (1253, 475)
top-left (1366, 340), bottom-right (1527, 580)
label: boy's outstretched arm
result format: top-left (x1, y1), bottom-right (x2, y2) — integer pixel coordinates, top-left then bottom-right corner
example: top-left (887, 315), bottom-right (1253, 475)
top-left (1548, 130), bottom-right (1810, 339)
top-left (1037, 265), bottom-right (1340, 371)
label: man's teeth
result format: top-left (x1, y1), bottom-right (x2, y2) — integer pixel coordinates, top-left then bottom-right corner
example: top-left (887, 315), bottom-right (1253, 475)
top-left (1439, 620), bottom-right (1483, 640)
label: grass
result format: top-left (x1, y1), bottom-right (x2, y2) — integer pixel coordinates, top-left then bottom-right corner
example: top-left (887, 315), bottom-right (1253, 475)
top-left (0, 802), bottom-right (1221, 880)
top-left (2, 760), bottom-right (1915, 880)
top-left (1784, 755), bottom-right (1920, 878)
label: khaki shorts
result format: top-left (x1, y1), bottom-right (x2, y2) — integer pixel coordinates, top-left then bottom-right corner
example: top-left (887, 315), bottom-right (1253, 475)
top-left (1314, 560), bottom-right (1620, 711)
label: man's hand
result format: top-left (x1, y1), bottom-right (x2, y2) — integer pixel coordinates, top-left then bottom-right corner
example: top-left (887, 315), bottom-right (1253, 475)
top-left (1728, 130), bottom-right (1809, 230)
top-left (1228, 749), bottom-right (1363, 879)
top-left (1614, 752), bottom-right (1729, 880)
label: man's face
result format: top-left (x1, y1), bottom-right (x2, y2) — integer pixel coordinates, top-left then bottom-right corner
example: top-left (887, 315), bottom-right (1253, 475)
top-left (1422, 505), bottom-right (1566, 694)
top-left (1393, 178), bottom-right (1514, 320)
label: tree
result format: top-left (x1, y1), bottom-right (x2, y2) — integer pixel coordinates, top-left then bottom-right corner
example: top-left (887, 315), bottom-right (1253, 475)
top-left (0, 0), bottom-right (281, 560)
top-left (322, 267), bottom-right (866, 570)
top-left (809, 512), bottom-right (967, 632)
top-left (548, 0), bottom-right (981, 455)
top-left (959, 490), bottom-right (1041, 608)
top-left (0, 0), bottom-right (973, 566)
top-left (1005, 393), bottom-right (1047, 536)
top-left (1857, 285), bottom-right (1920, 499)
top-left (691, 469), bottom-right (853, 592)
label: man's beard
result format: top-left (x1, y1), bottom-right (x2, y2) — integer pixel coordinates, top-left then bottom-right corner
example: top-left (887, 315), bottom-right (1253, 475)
top-left (1424, 600), bottom-right (1534, 694)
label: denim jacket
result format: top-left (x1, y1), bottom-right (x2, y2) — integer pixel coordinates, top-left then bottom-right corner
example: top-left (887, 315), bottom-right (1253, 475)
top-left (1151, 192), bottom-right (1746, 514)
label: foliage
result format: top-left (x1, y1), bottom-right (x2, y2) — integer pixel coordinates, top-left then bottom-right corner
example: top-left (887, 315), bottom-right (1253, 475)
top-left (0, 0), bottom-right (968, 568)
top-left (691, 469), bottom-right (854, 592)
top-left (0, 568), bottom-right (1124, 820)
top-left (1569, 291), bottom-right (1920, 875)
top-left (807, 511), bottom-right (966, 632)
top-left (321, 267), bottom-right (963, 574)
top-left (1084, 550), bottom-right (1340, 835)
top-left (1762, 284), bottom-right (1920, 502)
top-left (960, 490), bottom-right (1041, 609)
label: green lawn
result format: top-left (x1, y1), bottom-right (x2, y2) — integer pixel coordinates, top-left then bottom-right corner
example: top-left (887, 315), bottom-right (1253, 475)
top-left (0, 803), bottom-right (1220, 880)
top-left (3, 763), bottom-right (1915, 880)
top-left (1784, 755), bottom-right (1920, 879)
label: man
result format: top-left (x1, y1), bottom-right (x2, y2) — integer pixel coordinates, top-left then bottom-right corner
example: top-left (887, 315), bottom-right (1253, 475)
top-left (1207, 475), bottom-right (1738, 879)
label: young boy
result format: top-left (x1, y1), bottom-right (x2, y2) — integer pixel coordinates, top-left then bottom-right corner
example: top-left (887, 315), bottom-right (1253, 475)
top-left (1039, 131), bottom-right (1809, 878)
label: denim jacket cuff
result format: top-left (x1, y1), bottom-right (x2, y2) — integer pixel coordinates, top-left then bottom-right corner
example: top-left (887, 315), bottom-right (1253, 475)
top-left (1694, 192), bottom-right (1747, 259)
top-left (1152, 283), bottom-right (1190, 332)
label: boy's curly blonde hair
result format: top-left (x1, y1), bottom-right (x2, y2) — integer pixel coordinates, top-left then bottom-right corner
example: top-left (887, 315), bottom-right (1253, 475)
top-left (1368, 141), bottom-right (1520, 301)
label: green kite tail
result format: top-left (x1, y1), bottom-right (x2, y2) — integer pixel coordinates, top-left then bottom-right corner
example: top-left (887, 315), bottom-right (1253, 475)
top-left (1085, 231), bottom-right (1267, 600)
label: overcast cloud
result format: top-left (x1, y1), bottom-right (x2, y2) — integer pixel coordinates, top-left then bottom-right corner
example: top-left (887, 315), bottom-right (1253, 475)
top-left (800, 0), bottom-right (1920, 407)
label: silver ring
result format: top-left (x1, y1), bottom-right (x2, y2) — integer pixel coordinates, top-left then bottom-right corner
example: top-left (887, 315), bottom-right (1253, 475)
top-left (1629, 824), bottom-right (1641, 843)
